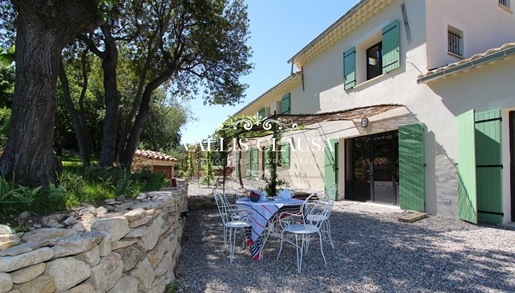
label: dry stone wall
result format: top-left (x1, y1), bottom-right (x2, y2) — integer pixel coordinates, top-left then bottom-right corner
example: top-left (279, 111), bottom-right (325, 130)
top-left (0, 180), bottom-right (188, 293)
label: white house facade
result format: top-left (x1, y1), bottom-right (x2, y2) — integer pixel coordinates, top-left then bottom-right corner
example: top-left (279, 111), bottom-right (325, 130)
top-left (231, 0), bottom-right (515, 224)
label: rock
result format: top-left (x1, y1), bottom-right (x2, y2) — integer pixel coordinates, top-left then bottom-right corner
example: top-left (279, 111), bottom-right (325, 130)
top-left (0, 247), bottom-right (54, 273)
top-left (72, 222), bottom-right (86, 233)
top-left (123, 209), bottom-right (147, 222)
top-left (74, 245), bottom-right (100, 266)
top-left (44, 257), bottom-right (90, 291)
top-left (20, 228), bottom-right (74, 243)
top-left (125, 226), bottom-right (148, 238)
top-left (18, 212), bottom-right (31, 219)
top-left (67, 281), bottom-right (95, 293)
top-left (147, 274), bottom-right (166, 293)
top-left (153, 251), bottom-right (172, 277)
top-left (110, 238), bottom-right (138, 250)
top-left (114, 202), bottom-right (133, 212)
top-left (62, 216), bottom-right (77, 226)
top-left (97, 231), bottom-right (112, 257)
top-left (129, 216), bottom-right (153, 228)
top-left (117, 245), bottom-right (146, 272)
top-left (96, 206), bottom-right (109, 218)
top-left (90, 252), bottom-right (123, 293)
top-left (51, 230), bottom-right (105, 258)
top-left (0, 226), bottom-right (12, 235)
top-left (130, 257), bottom-right (155, 291)
top-left (42, 214), bottom-right (68, 226)
top-left (106, 275), bottom-right (138, 293)
top-left (46, 219), bottom-right (64, 228)
top-left (0, 234), bottom-right (20, 251)
top-left (9, 263), bottom-right (45, 284)
top-left (0, 240), bottom-right (52, 257)
top-left (80, 214), bottom-right (96, 231)
top-left (12, 275), bottom-right (55, 293)
top-left (90, 217), bottom-right (130, 242)
top-left (147, 237), bottom-right (170, 268)
top-left (0, 272), bottom-right (13, 293)
top-left (140, 215), bottom-right (163, 250)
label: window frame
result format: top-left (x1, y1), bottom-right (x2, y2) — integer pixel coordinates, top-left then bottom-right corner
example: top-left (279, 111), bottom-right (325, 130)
top-left (447, 25), bottom-right (464, 57)
top-left (343, 19), bottom-right (400, 90)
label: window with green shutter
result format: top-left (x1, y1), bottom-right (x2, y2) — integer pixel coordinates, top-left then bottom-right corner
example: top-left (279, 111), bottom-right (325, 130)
top-left (279, 142), bottom-right (290, 167)
top-left (281, 93), bottom-right (291, 114)
top-left (344, 47), bottom-right (356, 90)
top-left (258, 107), bottom-right (265, 119)
top-left (343, 19), bottom-right (400, 89)
top-left (382, 19), bottom-right (400, 73)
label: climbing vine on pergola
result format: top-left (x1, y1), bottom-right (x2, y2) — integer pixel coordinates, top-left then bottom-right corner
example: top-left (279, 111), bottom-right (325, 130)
top-left (212, 114), bottom-right (300, 193)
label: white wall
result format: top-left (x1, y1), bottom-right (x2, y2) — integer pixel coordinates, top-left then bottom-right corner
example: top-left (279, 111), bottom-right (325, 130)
top-left (425, 0), bottom-right (515, 70)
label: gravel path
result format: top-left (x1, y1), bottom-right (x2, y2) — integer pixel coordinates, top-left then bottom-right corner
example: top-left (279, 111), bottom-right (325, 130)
top-left (176, 180), bottom-right (515, 292)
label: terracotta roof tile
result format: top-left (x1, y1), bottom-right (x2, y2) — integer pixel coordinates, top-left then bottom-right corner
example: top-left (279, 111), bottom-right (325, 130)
top-left (134, 150), bottom-right (176, 161)
top-left (417, 42), bottom-right (515, 81)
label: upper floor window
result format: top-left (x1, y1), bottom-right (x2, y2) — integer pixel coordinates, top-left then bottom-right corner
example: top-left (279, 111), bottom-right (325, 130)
top-left (344, 19), bottom-right (400, 90)
top-left (281, 93), bottom-right (291, 114)
top-left (499, 0), bottom-right (510, 9)
top-left (367, 42), bottom-right (382, 80)
top-left (448, 26), bottom-right (463, 57)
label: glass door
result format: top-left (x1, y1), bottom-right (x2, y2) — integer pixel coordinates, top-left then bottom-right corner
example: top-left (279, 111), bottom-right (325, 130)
top-left (345, 131), bottom-right (399, 204)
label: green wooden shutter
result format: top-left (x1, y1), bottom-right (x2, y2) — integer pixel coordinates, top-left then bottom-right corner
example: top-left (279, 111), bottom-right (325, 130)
top-left (251, 148), bottom-right (259, 180)
top-left (475, 110), bottom-right (503, 224)
top-left (382, 19), bottom-right (400, 73)
top-left (281, 93), bottom-right (291, 114)
top-left (258, 107), bottom-right (265, 119)
top-left (324, 138), bottom-right (338, 195)
top-left (280, 142), bottom-right (290, 167)
top-left (457, 110), bottom-right (477, 224)
top-left (399, 123), bottom-right (425, 212)
top-left (245, 150), bottom-right (251, 179)
top-left (343, 47), bottom-right (356, 90)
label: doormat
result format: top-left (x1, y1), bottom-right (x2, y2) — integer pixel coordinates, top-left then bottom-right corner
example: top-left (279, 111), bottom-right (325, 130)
top-left (398, 211), bottom-right (428, 223)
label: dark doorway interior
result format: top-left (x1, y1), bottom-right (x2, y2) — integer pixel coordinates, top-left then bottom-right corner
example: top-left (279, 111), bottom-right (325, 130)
top-left (345, 131), bottom-right (399, 205)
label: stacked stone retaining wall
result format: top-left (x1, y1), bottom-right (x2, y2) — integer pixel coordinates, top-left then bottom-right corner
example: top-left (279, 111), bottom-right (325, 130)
top-left (0, 180), bottom-right (188, 293)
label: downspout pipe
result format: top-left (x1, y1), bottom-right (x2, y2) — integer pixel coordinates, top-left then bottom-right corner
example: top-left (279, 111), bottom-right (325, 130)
top-left (417, 46), bottom-right (515, 84)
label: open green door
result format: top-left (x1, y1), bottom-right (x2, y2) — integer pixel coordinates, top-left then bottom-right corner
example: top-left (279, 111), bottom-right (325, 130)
top-left (324, 139), bottom-right (338, 197)
top-left (475, 110), bottom-right (503, 224)
top-left (457, 110), bottom-right (477, 224)
top-left (399, 123), bottom-right (425, 212)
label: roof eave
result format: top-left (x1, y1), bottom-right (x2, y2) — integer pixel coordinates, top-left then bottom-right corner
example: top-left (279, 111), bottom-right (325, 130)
top-left (417, 46), bottom-right (515, 84)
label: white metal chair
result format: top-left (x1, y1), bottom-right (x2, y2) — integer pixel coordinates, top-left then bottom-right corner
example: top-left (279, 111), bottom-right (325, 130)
top-left (223, 188), bottom-right (241, 209)
top-left (213, 191), bottom-right (251, 263)
top-left (327, 183), bottom-right (338, 200)
top-left (307, 191), bottom-right (335, 249)
top-left (276, 193), bottom-right (332, 273)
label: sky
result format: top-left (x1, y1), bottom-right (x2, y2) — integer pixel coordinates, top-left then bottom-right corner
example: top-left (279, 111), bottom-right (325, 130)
top-left (180, 0), bottom-right (360, 144)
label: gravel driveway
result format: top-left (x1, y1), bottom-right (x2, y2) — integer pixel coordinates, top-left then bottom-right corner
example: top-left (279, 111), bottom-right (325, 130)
top-left (175, 181), bottom-right (515, 292)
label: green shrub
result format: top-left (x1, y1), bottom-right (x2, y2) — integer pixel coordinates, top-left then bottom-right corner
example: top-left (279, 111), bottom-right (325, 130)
top-left (0, 163), bottom-right (170, 225)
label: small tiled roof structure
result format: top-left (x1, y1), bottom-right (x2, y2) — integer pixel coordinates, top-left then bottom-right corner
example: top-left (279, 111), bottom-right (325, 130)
top-left (132, 150), bottom-right (176, 179)
top-left (417, 42), bottom-right (515, 84)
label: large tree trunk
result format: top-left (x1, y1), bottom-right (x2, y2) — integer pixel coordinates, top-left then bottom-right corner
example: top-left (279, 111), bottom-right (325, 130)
top-left (98, 24), bottom-right (119, 167)
top-left (0, 0), bottom-right (101, 187)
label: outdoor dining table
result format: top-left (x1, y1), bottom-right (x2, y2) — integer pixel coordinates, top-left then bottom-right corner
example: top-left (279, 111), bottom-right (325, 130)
top-left (236, 197), bottom-right (304, 260)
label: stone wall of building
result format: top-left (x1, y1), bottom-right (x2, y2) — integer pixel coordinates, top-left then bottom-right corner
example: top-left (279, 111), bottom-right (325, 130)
top-left (0, 180), bottom-right (189, 293)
